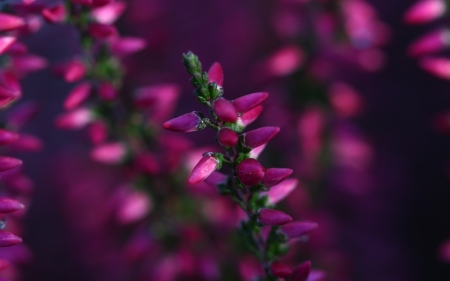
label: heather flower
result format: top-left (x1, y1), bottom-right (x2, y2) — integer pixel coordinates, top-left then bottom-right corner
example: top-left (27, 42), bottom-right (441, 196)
top-left (91, 1), bottom-right (127, 24)
top-left (111, 37), bottom-right (146, 57)
top-left (0, 198), bottom-right (24, 214)
top-left (88, 23), bottom-right (118, 39)
top-left (162, 112), bottom-right (204, 132)
top-left (238, 105), bottom-right (263, 126)
top-left (98, 82), bottom-right (117, 101)
top-left (54, 108), bottom-right (93, 129)
top-left (261, 168), bottom-right (293, 188)
top-left (212, 98), bottom-right (238, 123)
top-left (0, 231), bottom-right (22, 247)
top-left (207, 62), bottom-right (224, 86)
top-left (290, 261), bottom-right (311, 281)
top-left (0, 13), bottom-right (25, 32)
top-left (408, 29), bottom-right (450, 57)
top-left (90, 142), bottom-right (127, 164)
top-left (59, 59), bottom-right (87, 83)
top-left (0, 157), bottom-right (22, 172)
top-left (187, 153), bottom-right (220, 185)
top-left (41, 4), bottom-right (66, 24)
top-left (270, 261), bottom-right (292, 278)
top-left (280, 221), bottom-right (318, 240)
top-left (0, 37), bottom-right (16, 56)
top-left (64, 82), bottom-right (92, 110)
top-left (236, 158), bottom-right (265, 186)
top-left (242, 126), bottom-right (280, 149)
top-left (403, 0), bottom-right (446, 24)
top-left (419, 57), bottom-right (450, 79)
top-left (217, 128), bottom-right (238, 147)
top-left (0, 129), bottom-right (19, 146)
top-left (232, 92), bottom-right (268, 114)
top-left (258, 208), bottom-right (292, 225)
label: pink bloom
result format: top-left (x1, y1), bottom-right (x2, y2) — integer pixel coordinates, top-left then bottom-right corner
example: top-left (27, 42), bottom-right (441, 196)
top-left (187, 153), bottom-right (219, 185)
top-left (270, 261), bottom-right (292, 278)
top-left (263, 178), bottom-right (298, 205)
top-left (91, 1), bottom-right (127, 24)
top-left (0, 157), bottom-right (22, 172)
top-left (212, 98), bottom-right (238, 123)
top-left (258, 208), bottom-right (292, 225)
top-left (243, 126), bottom-right (280, 149)
top-left (217, 128), bottom-right (238, 147)
top-left (237, 158), bottom-right (265, 186)
top-left (9, 134), bottom-right (43, 152)
top-left (408, 29), bottom-right (450, 57)
top-left (54, 108), bottom-right (93, 129)
top-left (98, 82), bottom-right (117, 101)
top-left (208, 62), bottom-right (224, 86)
top-left (88, 23), bottom-right (117, 39)
top-left (64, 82), bottom-right (92, 110)
top-left (0, 129), bottom-right (19, 146)
top-left (87, 120), bottom-right (108, 144)
top-left (12, 55), bottom-right (48, 76)
top-left (232, 92), bottom-right (268, 114)
top-left (111, 37), bottom-right (146, 57)
top-left (280, 221), bottom-right (318, 240)
top-left (0, 13), bottom-right (25, 32)
top-left (0, 37), bottom-right (16, 56)
top-left (266, 46), bottom-right (304, 76)
top-left (0, 197), bottom-right (24, 214)
top-left (261, 168), bottom-right (293, 187)
top-left (328, 82), bottom-right (364, 118)
top-left (0, 231), bottom-right (22, 247)
top-left (41, 4), bottom-right (66, 24)
top-left (419, 57), bottom-right (450, 79)
top-left (116, 190), bottom-right (151, 224)
top-left (59, 59), bottom-right (86, 83)
top-left (90, 142), bottom-right (127, 164)
top-left (291, 261), bottom-right (311, 281)
top-left (163, 112), bottom-right (204, 133)
top-left (404, 0), bottom-right (446, 24)
top-left (238, 105), bottom-right (263, 126)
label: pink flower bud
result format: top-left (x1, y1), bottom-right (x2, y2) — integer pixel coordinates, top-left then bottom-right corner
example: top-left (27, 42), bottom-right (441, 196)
top-left (98, 82), bottom-right (117, 101)
top-left (6, 41), bottom-right (28, 55)
top-left (258, 208), bottom-right (292, 225)
top-left (408, 29), bottom-right (450, 57)
top-left (0, 13), bottom-right (25, 32)
top-left (208, 62), bottom-right (223, 86)
top-left (187, 153), bottom-right (219, 185)
top-left (217, 128), bottom-right (238, 147)
top-left (91, 1), bottom-right (126, 24)
top-left (116, 190), bottom-right (151, 224)
top-left (0, 231), bottom-right (22, 247)
top-left (88, 23), bottom-right (117, 39)
top-left (54, 108), bottom-right (93, 130)
top-left (0, 129), bottom-right (19, 146)
top-left (0, 197), bottom-right (24, 214)
top-left (0, 259), bottom-right (10, 271)
top-left (64, 82), bottom-right (91, 110)
top-left (232, 92), bottom-right (268, 114)
top-left (267, 46), bottom-right (304, 76)
top-left (237, 158), bottom-right (265, 186)
top-left (163, 112), bottom-right (204, 133)
top-left (419, 57), bottom-right (450, 79)
top-left (404, 0), bottom-right (446, 24)
top-left (290, 261), bottom-right (311, 281)
top-left (60, 59), bottom-right (86, 83)
top-left (0, 86), bottom-right (18, 107)
top-left (213, 98), bottom-right (238, 123)
top-left (270, 261), bottom-right (292, 278)
top-left (0, 36), bottom-right (16, 55)
top-left (243, 126), bottom-right (280, 149)
top-left (239, 105), bottom-right (263, 126)
top-left (10, 134), bottom-right (43, 152)
top-left (87, 120), bottom-right (108, 144)
top-left (12, 55), bottom-right (48, 75)
top-left (263, 178), bottom-right (298, 205)
top-left (41, 4), bottom-right (66, 24)
top-left (90, 142), bottom-right (127, 164)
top-left (111, 37), bottom-right (146, 57)
top-left (305, 270), bottom-right (326, 281)
top-left (0, 157), bottom-right (22, 172)
top-left (329, 82), bottom-right (363, 118)
top-left (262, 168), bottom-right (293, 187)
top-left (280, 221), bottom-right (318, 240)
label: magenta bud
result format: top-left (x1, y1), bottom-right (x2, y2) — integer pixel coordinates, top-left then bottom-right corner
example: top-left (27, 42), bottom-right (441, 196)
top-left (258, 208), bottom-right (292, 226)
top-left (88, 23), bottom-right (117, 39)
top-left (0, 231), bottom-right (22, 247)
top-left (213, 98), bottom-right (238, 123)
top-left (0, 197), bottom-right (24, 213)
top-left (61, 60), bottom-right (86, 83)
top-left (239, 105), bottom-right (263, 126)
top-left (111, 37), bottom-right (146, 57)
top-left (135, 152), bottom-right (160, 175)
top-left (243, 126), bottom-right (280, 149)
top-left (91, 1), bottom-right (127, 24)
top-left (0, 157), bottom-right (22, 172)
top-left (263, 178), bottom-right (298, 205)
top-left (290, 261), bottom-right (311, 281)
top-left (163, 111), bottom-right (204, 133)
top-left (270, 261), bottom-right (292, 278)
top-left (404, 0), bottom-right (446, 24)
top-left (237, 158), bottom-right (265, 186)
top-left (232, 92), bottom-right (268, 114)
top-left (98, 82), bottom-right (117, 101)
top-left (41, 4), bottom-right (66, 24)
top-left (280, 221), bottom-right (318, 240)
top-left (0, 36), bottom-right (16, 56)
top-left (0, 13), bottom-right (25, 32)
top-left (12, 55), bottom-right (48, 75)
top-left (408, 29), bottom-right (450, 57)
top-left (208, 62), bottom-right (224, 86)
top-left (0, 129), bottom-right (19, 146)
top-left (10, 134), bottom-right (43, 152)
top-left (64, 82), bottom-right (91, 110)
top-left (262, 168), bottom-right (293, 188)
top-left (87, 121), bottom-right (108, 144)
top-left (187, 154), bottom-right (219, 185)
top-left (54, 108), bottom-right (93, 130)
top-left (90, 142), bottom-right (127, 164)
top-left (217, 128), bottom-right (238, 147)
top-left (419, 57), bottom-right (450, 79)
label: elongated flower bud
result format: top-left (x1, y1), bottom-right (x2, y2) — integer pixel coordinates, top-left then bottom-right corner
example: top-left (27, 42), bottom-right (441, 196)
top-left (419, 57), bottom-right (450, 79)
top-left (208, 62), bottom-right (223, 86)
top-left (91, 1), bottom-right (126, 24)
top-left (54, 108), bottom-right (93, 129)
top-left (263, 178), bottom-right (298, 205)
top-left (0, 231), bottom-right (22, 247)
top-left (10, 134), bottom-right (43, 152)
top-left (403, 0), bottom-right (446, 24)
top-left (12, 55), bottom-right (48, 75)
top-left (88, 120), bottom-right (108, 144)
top-left (64, 82), bottom-right (91, 110)
top-left (111, 37), bottom-right (146, 57)
top-left (0, 157), bottom-right (22, 172)
top-left (280, 221), bottom-right (318, 240)
top-left (0, 13), bottom-right (25, 32)
top-left (237, 158), bottom-right (265, 186)
top-left (262, 168), bottom-right (293, 187)
top-left (88, 23), bottom-right (117, 39)
top-left (290, 261), bottom-right (311, 281)
top-left (0, 36), bottom-right (16, 56)
top-left (187, 153), bottom-right (219, 185)
top-left (408, 29), bottom-right (450, 57)
top-left (232, 92), bottom-right (268, 114)
top-left (0, 129), bottom-right (19, 146)
top-left (61, 60), bottom-right (86, 83)
top-left (41, 4), bottom-right (66, 24)
top-left (91, 142), bottom-right (127, 164)
top-left (270, 261), bottom-right (292, 278)
top-left (0, 197), bottom-right (24, 213)
top-left (163, 111), bottom-right (204, 132)
top-left (239, 105), bottom-right (263, 126)
top-left (258, 208), bottom-right (292, 225)
top-left (213, 98), bottom-right (238, 123)
top-left (217, 128), bottom-right (238, 147)
top-left (243, 126), bottom-right (280, 149)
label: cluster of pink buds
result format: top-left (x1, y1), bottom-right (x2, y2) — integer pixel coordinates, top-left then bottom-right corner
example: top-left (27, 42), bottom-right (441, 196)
top-left (163, 52), bottom-right (321, 281)
top-left (404, 0), bottom-right (450, 79)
